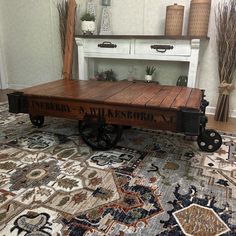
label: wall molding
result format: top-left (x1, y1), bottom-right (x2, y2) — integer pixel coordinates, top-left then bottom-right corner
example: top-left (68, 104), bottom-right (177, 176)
top-left (206, 106), bottom-right (236, 118)
top-left (49, 0), bottom-right (57, 79)
top-left (8, 83), bottom-right (29, 90)
top-left (0, 39), bottom-right (8, 89)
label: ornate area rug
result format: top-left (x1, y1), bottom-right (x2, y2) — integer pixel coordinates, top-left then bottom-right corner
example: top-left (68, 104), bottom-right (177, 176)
top-left (0, 102), bottom-right (236, 236)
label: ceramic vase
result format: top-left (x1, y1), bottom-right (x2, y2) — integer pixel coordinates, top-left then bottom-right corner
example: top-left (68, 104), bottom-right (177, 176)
top-left (145, 75), bottom-right (152, 82)
top-left (81, 21), bottom-right (95, 34)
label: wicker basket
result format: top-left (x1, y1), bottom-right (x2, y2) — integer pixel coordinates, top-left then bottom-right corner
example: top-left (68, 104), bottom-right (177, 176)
top-left (165, 3), bottom-right (184, 36)
top-left (188, 0), bottom-right (211, 37)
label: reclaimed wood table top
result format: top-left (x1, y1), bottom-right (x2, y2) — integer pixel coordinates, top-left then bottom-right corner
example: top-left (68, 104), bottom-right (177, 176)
top-left (22, 79), bottom-right (202, 111)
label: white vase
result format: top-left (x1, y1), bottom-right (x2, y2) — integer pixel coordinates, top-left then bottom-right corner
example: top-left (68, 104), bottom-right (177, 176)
top-left (145, 75), bottom-right (152, 82)
top-left (81, 21), bottom-right (96, 34)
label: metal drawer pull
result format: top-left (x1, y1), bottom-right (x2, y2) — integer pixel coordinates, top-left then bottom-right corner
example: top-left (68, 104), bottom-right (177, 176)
top-left (150, 44), bottom-right (174, 53)
top-left (98, 41), bottom-right (117, 48)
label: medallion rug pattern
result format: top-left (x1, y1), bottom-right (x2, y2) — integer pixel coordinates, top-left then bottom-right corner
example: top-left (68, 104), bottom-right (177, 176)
top-left (0, 103), bottom-right (235, 236)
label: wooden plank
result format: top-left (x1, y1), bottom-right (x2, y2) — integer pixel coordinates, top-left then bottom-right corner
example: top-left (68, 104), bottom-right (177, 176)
top-left (52, 80), bottom-right (100, 98)
top-left (26, 97), bottom-right (178, 132)
top-left (171, 87), bottom-right (192, 109)
top-left (77, 81), bottom-right (124, 100)
top-left (146, 86), bottom-right (173, 108)
top-left (63, 0), bottom-right (76, 80)
top-left (186, 88), bottom-right (202, 110)
top-left (45, 81), bottom-right (90, 98)
top-left (23, 80), bottom-right (130, 101)
top-left (132, 84), bottom-right (162, 106)
top-left (23, 80), bottom-right (89, 98)
top-left (106, 83), bottom-right (149, 105)
top-left (47, 81), bottom-right (120, 101)
top-left (22, 80), bottom-right (72, 94)
top-left (21, 80), bottom-right (202, 110)
top-left (159, 86), bottom-right (183, 109)
top-left (88, 81), bottom-right (132, 101)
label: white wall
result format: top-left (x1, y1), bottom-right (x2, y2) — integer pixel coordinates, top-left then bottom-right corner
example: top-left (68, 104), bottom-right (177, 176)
top-left (0, 3), bottom-right (8, 89)
top-left (0, 0), bottom-right (235, 116)
top-left (0, 0), bottom-right (62, 88)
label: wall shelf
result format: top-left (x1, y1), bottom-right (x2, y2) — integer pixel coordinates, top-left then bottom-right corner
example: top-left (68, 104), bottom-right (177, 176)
top-left (75, 35), bottom-right (209, 40)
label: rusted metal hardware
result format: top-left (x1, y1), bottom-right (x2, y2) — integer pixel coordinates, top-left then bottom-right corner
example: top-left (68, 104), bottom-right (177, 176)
top-left (199, 90), bottom-right (209, 131)
top-left (98, 41), bottom-right (117, 48)
top-left (7, 92), bottom-right (27, 114)
top-left (181, 109), bottom-right (201, 136)
top-left (150, 44), bottom-right (174, 53)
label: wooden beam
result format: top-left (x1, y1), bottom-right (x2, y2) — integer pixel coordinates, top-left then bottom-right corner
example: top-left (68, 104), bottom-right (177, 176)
top-left (63, 0), bottom-right (76, 80)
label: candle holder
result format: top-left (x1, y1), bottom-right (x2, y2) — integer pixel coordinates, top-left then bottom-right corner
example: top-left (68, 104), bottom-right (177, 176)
top-left (100, 0), bottom-right (112, 35)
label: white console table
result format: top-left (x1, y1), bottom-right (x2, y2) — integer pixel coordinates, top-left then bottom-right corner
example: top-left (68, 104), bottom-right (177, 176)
top-left (75, 35), bottom-right (205, 88)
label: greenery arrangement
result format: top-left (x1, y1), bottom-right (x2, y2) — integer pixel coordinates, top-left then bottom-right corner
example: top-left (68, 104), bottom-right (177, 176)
top-left (95, 69), bottom-right (117, 82)
top-left (81, 13), bottom-right (95, 21)
top-left (145, 66), bottom-right (156, 75)
top-left (214, 0), bottom-right (236, 122)
top-left (56, 0), bottom-right (69, 59)
top-left (176, 76), bottom-right (188, 87)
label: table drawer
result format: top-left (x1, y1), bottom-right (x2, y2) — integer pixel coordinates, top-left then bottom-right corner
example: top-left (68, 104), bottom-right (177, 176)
top-left (84, 39), bottom-right (130, 54)
top-left (134, 39), bottom-right (191, 56)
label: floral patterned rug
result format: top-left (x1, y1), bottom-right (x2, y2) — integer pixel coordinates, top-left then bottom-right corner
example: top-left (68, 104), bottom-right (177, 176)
top-left (0, 102), bottom-right (236, 236)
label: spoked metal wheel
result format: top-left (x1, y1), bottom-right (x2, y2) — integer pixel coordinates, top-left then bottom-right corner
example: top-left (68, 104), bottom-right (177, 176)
top-left (197, 129), bottom-right (222, 152)
top-left (79, 116), bottom-right (123, 150)
top-left (29, 115), bottom-right (44, 128)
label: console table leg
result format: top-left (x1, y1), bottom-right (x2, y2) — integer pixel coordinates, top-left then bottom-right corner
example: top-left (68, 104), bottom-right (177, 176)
top-left (77, 39), bottom-right (88, 80)
top-left (188, 39), bottom-right (200, 88)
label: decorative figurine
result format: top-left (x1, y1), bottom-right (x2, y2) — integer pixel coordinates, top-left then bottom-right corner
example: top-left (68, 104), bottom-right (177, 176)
top-left (100, 0), bottom-right (112, 35)
top-left (86, 0), bottom-right (97, 34)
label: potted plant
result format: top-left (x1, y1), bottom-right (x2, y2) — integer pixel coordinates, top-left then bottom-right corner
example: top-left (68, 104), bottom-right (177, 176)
top-left (176, 75), bottom-right (188, 86)
top-left (145, 66), bottom-right (156, 82)
top-left (81, 13), bottom-right (96, 35)
top-left (94, 69), bottom-right (117, 81)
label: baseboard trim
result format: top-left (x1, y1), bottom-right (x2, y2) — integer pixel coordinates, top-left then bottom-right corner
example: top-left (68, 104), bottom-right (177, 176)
top-left (8, 84), bottom-right (30, 90)
top-left (206, 106), bottom-right (236, 118)
top-left (0, 43), bottom-right (8, 89)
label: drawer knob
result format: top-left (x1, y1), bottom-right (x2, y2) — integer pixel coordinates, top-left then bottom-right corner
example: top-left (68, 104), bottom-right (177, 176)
top-left (98, 41), bottom-right (117, 48)
top-left (150, 44), bottom-right (174, 53)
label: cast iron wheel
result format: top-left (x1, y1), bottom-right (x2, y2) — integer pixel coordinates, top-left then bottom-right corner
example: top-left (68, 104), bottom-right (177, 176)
top-left (30, 115), bottom-right (45, 128)
top-left (197, 129), bottom-right (222, 152)
top-left (79, 117), bottom-right (123, 150)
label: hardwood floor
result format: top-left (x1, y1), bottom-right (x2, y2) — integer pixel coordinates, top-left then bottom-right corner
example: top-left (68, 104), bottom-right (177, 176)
top-left (207, 115), bottom-right (236, 133)
top-left (1, 89), bottom-right (235, 133)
